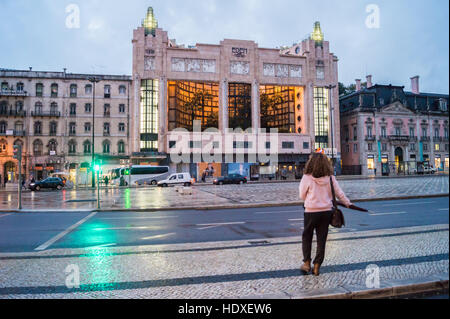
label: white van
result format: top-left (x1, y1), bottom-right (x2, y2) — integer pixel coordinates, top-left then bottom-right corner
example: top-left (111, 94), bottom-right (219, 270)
top-left (157, 173), bottom-right (193, 187)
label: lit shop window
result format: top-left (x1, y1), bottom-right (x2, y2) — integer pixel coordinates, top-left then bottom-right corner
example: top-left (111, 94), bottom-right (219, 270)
top-left (367, 156), bottom-right (375, 170)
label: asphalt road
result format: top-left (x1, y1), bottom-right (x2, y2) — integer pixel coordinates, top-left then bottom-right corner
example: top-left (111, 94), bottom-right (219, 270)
top-left (0, 197), bottom-right (448, 253)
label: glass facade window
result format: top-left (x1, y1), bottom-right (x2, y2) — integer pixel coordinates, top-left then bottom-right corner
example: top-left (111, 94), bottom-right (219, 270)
top-left (367, 156), bottom-right (375, 170)
top-left (36, 83), bottom-right (43, 97)
top-left (313, 87), bottom-right (329, 149)
top-left (168, 81), bottom-right (219, 131)
top-left (140, 79), bottom-right (159, 152)
top-left (260, 85), bottom-right (301, 133)
top-left (229, 83), bottom-right (252, 130)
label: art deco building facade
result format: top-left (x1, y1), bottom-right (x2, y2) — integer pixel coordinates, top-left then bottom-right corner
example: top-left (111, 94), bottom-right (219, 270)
top-left (131, 9), bottom-right (340, 180)
top-left (0, 69), bottom-right (131, 185)
top-left (340, 75), bottom-right (449, 176)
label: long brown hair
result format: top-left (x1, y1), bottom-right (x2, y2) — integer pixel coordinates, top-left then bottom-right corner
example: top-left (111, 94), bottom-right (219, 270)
top-left (304, 153), bottom-right (333, 178)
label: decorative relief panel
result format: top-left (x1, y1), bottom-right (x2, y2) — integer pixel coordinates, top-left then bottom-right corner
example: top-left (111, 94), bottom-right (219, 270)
top-left (144, 56), bottom-right (155, 71)
top-left (171, 58), bottom-right (216, 73)
top-left (230, 61), bottom-right (250, 75)
top-left (263, 63), bottom-right (302, 78)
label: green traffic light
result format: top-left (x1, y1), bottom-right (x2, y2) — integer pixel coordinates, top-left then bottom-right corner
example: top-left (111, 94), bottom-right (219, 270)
top-left (94, 164), bottom-right (100, 172)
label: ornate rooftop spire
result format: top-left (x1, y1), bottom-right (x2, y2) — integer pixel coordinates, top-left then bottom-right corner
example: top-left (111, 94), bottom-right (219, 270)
top-left (310, 21), bottom-right (324, 45)
top-left (142, 7), bottom-right (158, 36)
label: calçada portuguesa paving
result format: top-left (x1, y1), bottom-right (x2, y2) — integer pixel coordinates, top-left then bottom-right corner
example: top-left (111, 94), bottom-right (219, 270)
top-left (0, 175), bottom-right (448, 211)
top-left (0, 224), bottom-right (447, 298)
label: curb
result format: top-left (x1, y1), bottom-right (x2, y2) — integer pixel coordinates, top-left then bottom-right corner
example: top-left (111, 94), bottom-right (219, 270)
top-left (240, 273), bottom-right (449, 299)
top-left (1, 193), bottom-right (448, 214)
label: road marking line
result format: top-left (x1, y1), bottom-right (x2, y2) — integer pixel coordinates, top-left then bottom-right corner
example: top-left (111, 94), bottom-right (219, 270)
top-left (0, 214), bottom-right (11, 219)
top-left (197, 225), bottom-right (221, 230)
top-left (438, 208), bottom-right (449, 211)
top-left (35, 212), bottom-right (97, 251)
top-left (196, 222), bottom-right (246, 227)
top-left (381, 201), bottom-right (435, 207)
top-left (98, 216), bottom-right (178, 220)
top-left (92, 226), bottom-right (162, 230)
top-left (88, 243), bottom-right (117, 249)
top-left (141, 233), bottom-right (176, 240)
top-left (288, 218), bottom-right (304, 221)
top-left (369, 212), bottom-right (408, 216)
top-left (254, 210), bottom-right (299, 215)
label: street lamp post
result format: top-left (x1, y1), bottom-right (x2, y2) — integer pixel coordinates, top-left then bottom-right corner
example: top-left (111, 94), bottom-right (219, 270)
top-left (88, 77), bottom-right (101, 188)
top-left (326, 85), bottom-right (337, 173)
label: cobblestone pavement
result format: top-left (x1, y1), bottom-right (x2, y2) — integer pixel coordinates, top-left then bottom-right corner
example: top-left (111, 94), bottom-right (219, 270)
top-left (0, 176), bottom-right (448, 211)
top-left (0, 224), bottom-right (448, 299)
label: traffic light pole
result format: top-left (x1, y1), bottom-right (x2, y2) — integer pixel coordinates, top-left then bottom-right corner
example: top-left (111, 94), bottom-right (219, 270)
top-left (97, 169), bottom-right (100, 210)
top-left (18, 156), bottom-right (22, 210)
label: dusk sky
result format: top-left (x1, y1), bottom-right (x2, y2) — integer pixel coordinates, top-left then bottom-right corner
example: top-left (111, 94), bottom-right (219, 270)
top-left (0, 0), bottom-right (448, 94)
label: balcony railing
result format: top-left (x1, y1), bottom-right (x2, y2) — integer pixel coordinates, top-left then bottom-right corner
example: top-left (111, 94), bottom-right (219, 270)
top-left (420, 136), bottom-right (431, 142)
top-left (388, 135), bottom-right (410, 142)
top-left (0, 90), bottom-right (28, 97)
top-left (0, 130), bottom-right (26, 136)
top-left (365, 136), bottom-right (376, 141)
top-left (0, 110), bottom-right (27, 117)
top-left (13, 130), bottom-right (26, 136)
top-left (31, 111), bottom-right (61, 117)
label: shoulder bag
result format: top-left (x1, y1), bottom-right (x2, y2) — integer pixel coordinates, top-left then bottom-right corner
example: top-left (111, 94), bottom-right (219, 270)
top-left (330, 176), bottom-right (345, 228)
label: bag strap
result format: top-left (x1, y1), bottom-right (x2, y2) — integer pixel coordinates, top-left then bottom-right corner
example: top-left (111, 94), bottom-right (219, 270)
top-left (330, 176), bottom-right (338, 209)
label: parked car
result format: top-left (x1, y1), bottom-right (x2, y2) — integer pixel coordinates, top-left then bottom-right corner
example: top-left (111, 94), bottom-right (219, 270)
top-left (157, 173), bottom-right (193, 187)
top-left (213, 174), bottom-right (247, 185)
top-left (29, 177), bottom-right (65, 191)
top-left (413, 165), bottom-right (436, 175)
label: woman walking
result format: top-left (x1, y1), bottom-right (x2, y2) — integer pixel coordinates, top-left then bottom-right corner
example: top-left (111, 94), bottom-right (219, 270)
top-left (299, 152), bottom-right (352, 276)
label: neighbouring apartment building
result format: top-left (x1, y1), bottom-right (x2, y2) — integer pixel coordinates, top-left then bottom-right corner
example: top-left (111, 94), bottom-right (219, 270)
top-left (131, 8), bottom-right (340, 180)
top-left (0, 69), bottom-right (131, 185)
top-left (340, 75), bottom-right (449, 176)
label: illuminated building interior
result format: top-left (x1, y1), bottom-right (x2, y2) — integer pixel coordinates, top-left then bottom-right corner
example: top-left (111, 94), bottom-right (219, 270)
top-left (140, 79), bottom-right (159, 152)
top-left (167, 81), bottom-right (219, 131)
top-left (313, 87), bottom-right (329, 149)
top-left (228, 83), bottom-right (252, 130)
top-left (260, 85), bottom-right (304, 134)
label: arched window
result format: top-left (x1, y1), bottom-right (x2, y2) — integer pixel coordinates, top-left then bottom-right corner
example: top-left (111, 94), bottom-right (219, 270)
top-left (48, 139), bottom-right (57, 155)
top-left (118, 141), bottom-right (125, 154)
top-left (36, 83), bottom-right (44, 97)
top-left (14, 139), bottom-right (23, 147)
top-left (0, 121), bottom-right (7, 134)
top-left (0, 101), bottom-right (7, 114)
top-left (0, 139), bottom-right (7, 154)
top-left (34, 102), bottom-right (43, 114)
top-left (15, 101), bottom-right (23, 112)
top-left (51, 83), bottom-right (58, 97)
top-left (14, 121), bottom-right (24, 133)
top-left (70, 84), bottom-right (77, 97)
top-left (34, 121), bottom-right (42, 135)
top-left (68, 140), bottom-right (77, 154)
top-left (33, 139), bottom-right (43, 156)
top-left (83, 140), bottom-right (91, 154)
top-left (102, 140), bottom-right (111, 154)
top-left (50, 102), bottom-right (58, 114)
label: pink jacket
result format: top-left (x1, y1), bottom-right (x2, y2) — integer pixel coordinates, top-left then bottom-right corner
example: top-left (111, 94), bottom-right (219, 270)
top-left (299, 175), bottom-right (351, 213)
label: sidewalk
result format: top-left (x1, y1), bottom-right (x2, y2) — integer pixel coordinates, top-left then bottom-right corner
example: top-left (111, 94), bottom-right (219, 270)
top-left (0, 224), bottom-right (447, 299)
top-left (0, 175), bottom-right (448, 212)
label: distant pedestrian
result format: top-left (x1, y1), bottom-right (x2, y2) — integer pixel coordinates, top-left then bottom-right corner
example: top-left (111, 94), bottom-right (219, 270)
top-left (104, 176), bottom-right (109, 187)
top-left (299, 152), bottom-right (352, 276)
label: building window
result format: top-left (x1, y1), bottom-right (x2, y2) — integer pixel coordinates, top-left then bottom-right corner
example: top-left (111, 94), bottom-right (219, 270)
top-left (434, 128), bottom-right (440, 138)
top-left (367, 156), bottom-right (375, 170)
top-left (119, 85), bottom-right (126, 95)
top-left (260, 85), bottom-right (299, 133)
top-left (118, 141), bottom-right (125, 154)
top-left (70, 84), bottom-right (77, 97)
top-left (69, 122), bottom-right (76, 135)
top-left (229, 83), bottom-right (252, 130)
top-left (16, 82), bottom-right (24, 92)
top-left (346, 144), bottom-right (350, 153)
top-left (368, 143), bottom-right (373, 151)
top-left (85, 84), bottom-right (92, 95)
top-left (34, 102), bottom-right (43, 114)
top-left (410, 143), bottom-right (416, 151)
top-left (381, 127), bottom-right (387, 138)
top-left (313, 87), bottom-right (329, 149)
top-left (103, 140), bottom-right (111, 154)
top-left (0, 139), bottom-right (7, 153)
top-left (140, 79), bottom-right (160, 152)
top-left (49, 122), bottom-right (57, 136)
top-left (118, 123), bottom-right (125, 132)
top-left (84, 122), bottom-right (91, 133)
top-left (104, 104), bottom-right (110, 117)
top-left (85, 103), bottom-right (91, 113)
top-left (382, 143), bottom-right (387, 151)
top-left (34, 122), bottom-right (42, 135)
top-left (435, 143), bottom-right (440, 151)
top-left (51, 83), bottom-right (58, 97)
top-left (445, 128), bottom-right (449, 139)
top-left (119, 104), bottom-right (125, 113)
top-left (353, 126), bottom-right (357, 141)
top-left (1, 82), bottom-right (8, 92)
top-left (316, 66), bottom-right (325, 80)
top-left (409, 127), bottom-right (415, 137)
top-left (50, 102), bottom-right (58, 114)
top-left (282, 142), bottom-right (295, 149)
top-left (367, 126), bottom-right (372, 137)
top-left (15, 101), bottom-right (23, 113)
top-left (169, 141), bottom-right (176, 149)
top-left (103, 123), bottom-right (110, 136)
top-left (445, 144), bottom-right (449, 151)
top-left (353, 144), bottom-right (358, 152)
top-left (303, 142), bottom-right (310, 150)
top-left (439, 99), bottom-right (448, 112)
top-left (83, 140), bottom-right (91, 154)
top-left (104, 85), bottom-right (111, 98)
top-left (68, 140), bottom-right (77, 154)
top-left (422, 128), bottom-right (427, 137)
top-left (423, 144), bottom-right (428, 151)
top-left (48, 139), bottom-right (57, 154)
top-left (395, 127), bottom-right (401, 136)
top-left (36, 83), bottom-right (43, 97)
top-left (344, 126), bottom-right (349, 140)
top-left (0, 121), bottom-right (7, 134)
top-left (33, 139), bottom-right (43, 156)
top-left (70, 103), bottom-right (77, 116)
